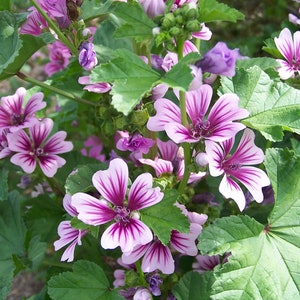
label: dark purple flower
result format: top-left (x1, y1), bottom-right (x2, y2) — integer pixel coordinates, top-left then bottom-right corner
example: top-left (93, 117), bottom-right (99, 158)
top-left (78, 42), bottom-right (98, 71)
top-left (195, 42), bottom-right (241, 77)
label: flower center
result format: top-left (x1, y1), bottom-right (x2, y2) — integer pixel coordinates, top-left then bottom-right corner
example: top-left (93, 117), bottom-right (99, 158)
top-left (114, 206), bottom-right (131, 224)
top-left (191, 119), bottom-right (210, 139)
top-left (35, 147), bottom-right (44, 156)
top-left (11, 113), bottom-right (24, 126)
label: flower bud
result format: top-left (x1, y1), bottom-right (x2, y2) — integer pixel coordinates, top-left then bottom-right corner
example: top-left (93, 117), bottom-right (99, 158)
top-left (169, 26), bottom-right (181, 37)
top-left (161, 13), bottom-right (176, 29)
top-left (78, 42), bottom-right (98, 71)
top-left (186, 8), bottom-right (198, 20)
top-left (186, 20), bottom-right (200, 32)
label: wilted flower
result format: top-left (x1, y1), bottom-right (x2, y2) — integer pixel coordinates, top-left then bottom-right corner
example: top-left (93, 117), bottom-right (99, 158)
top-left (78, 42), bottom-right (98, 71)
top-left (195, 42), bottom-right (241, 77)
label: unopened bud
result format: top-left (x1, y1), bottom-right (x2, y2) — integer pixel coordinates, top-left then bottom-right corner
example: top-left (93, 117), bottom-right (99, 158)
top-left (161, 13), bottom-right (176, 29)
top-left (169, 26), bottom-right (181, 37)
top-left (186, 8), bottom-right (198, 20)
top-left (186, 20), bottom-right (200, 32)
top-left (82, 28), bottom-right (91, 37)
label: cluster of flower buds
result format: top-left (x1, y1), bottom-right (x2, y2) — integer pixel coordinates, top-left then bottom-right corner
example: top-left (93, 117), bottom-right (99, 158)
top-left (153, 3), bottom-right (200, 51)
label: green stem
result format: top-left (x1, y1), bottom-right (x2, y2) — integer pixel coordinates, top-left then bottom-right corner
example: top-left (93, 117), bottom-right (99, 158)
top-left (177, 38), bottom-right (191, 194)
top-left (135, 260), bottom-right (147, 286)
top-left (30, 0), bottom-right (78, 55)
top-left (17, 72), bottom-right (98, 107)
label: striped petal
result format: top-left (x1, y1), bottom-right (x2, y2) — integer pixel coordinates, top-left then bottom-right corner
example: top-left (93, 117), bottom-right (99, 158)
top-left (101, 219), bottom-right (153, 253)
top-left (274, 28), bottom-right (294, 64)
top-left (38, 155), bottom-right (66, 177)
top-left (92, 158), bottom-right (128, 206)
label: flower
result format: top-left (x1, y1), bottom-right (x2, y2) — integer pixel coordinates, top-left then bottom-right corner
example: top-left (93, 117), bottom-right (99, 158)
top-left (205, 129), bottom-right (270, 211)
top-left (19, 7), bottom-right (48, 36)
top-left (139, 138), bottom-right (206, 183)
top-left (274, 27), bottom-right (300, 79)
top-left (195, 42), bottom-right (241, 77)
top-left (192, 23), bottom-right (212, 41)
top-left (139, 0), bottom-right (166, 18)
top-left (0, 87), bottom-right (46, 132)
top-left (7, 118), bottom-right (73, 177)
top-left (45, 41), bottom-right (71, 76)
top-left (78, 42), bottom-right (98, 71)
top-left (0, 129), bottom-right (11, 159)
top-left (78, 76), bottom-right (111, 93)
top-left (54, 194), bottom-right (88, 262)
top-left (147, 84), bottom-right (249, 144)
top-left (133, 288), bottom-right (152, 300)
top-left (72, 158), bottom-right (164, 252)
top-left (81, 135), bottom-right (106, 162)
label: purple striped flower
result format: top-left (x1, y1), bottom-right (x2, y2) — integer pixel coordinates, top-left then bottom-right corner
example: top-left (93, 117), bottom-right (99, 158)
top-left (274, 27), bottom-right (300, 79)
top-left (78, 42), bottom-right (98, 71)
top-left (72, 158), bottom-right (164, 253)
top-left (147, 84), bottom-right (249, 144)
top-left (205, 129), bottom-right (270, 211)
top-left (7, 118), bottom-right (73, 177)
top-left (0, 87), bottom-right (46, 132)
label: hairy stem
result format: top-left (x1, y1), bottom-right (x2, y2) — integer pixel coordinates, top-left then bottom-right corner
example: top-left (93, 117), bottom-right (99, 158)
top-left (177, 38), bottom-right (191, 194)
top-left (17, 72), bottom-right (98, 107)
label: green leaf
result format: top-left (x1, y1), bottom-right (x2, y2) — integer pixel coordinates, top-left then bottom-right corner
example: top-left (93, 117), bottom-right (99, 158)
top-left (161, 52), bottom-right (200, 91)
top-left (48, 260), bottom-right (123, 300)
top-left (27, 235), bottom-right (47, 270)
top-left (81, 0), bottom-right (112, 22)
top-left (198, 149), bottom-right (300, 299)
top-left (65, 163), bottom-right (108, 195)
top-left (172, 271), bottom-right (215, 300)
top-left (141, 189), bottom-right (190, 245)
top-left (0, 168), bottom-right (8, 201)
top-left (198, 0), bottom-right (244, 23)
top-left (0, 11), bottom-right (22, 77)
top-left (0, 191), bottom-right (26, 259)
top-left (0, 0), bottom-right (11, 10)
top-left (0, 259), bottom-right (14, 300)
top-left (236, 57), bottom-right (280, 71)
top-left (90, 49), bottom-right (161, 115)
top-left (220, 66), bottom-right (300, 141)
top-left (112, 1), bottom-right (155, 43)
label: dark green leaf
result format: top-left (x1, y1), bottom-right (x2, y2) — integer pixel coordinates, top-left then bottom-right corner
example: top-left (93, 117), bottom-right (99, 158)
top-left (0, 168), bottom-right (8, 201)
top-left (0, 259), bottom-right (14, 300)
top-left (65, 163), bottom-right (108, 195)
top-left (48, 260), bottom-right (123, 300)
top-left (141, 189), bottom-right (190, 245)
top-left (198, 0), bottom-right (244, 23)
top-left (236, 57), bottom-right (280, 71)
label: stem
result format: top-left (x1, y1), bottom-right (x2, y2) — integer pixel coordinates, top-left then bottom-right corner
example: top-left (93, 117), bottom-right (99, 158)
top-left (17, 72), bottom-right (98, 107)
top-left (30, 0), bottom-right (78, 55)
top-left (177, 38), bottom-right (191, 194)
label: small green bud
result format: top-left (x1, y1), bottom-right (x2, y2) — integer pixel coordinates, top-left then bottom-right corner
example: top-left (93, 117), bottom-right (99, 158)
top-left (161, 13), bottom-right (176, 29)
top-left (186, 8), bottom-right (198, 20)
top-left (169, 26), bottom-right (181, 37)
top-left (175, 14), bottom-right (184, 25)
top-left (185, 20), bottom-right (201, 33)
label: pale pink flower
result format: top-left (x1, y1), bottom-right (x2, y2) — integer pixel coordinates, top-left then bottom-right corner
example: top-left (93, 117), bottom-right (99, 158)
top-left (72, 158), bottom-right (164, 253)
top-left (54, 194), bottom-right (88, 262)
top-left (78, 76), bottom-right (111, 93)
top-left (7, 118), bottom-right (73, 177)
top-left (81, 135), bottom-right (106, 162)
top-left (0, 87), bottom-right (46, 132)
top-left (45, 41), bottom-right (71, 76)
top-left (205, 129), bottom-right (270, 211)
top-left (192, 23), bottom-right (212, 40)
top-left (133, 288), bottom-right (152, 300)
top-left (147, 84), bottom-right (249, 144)
top-left (274, 27), bottom-right (300, 79)
top-left (139, 0), bottom-right (166, 18)
top-left (0, 129), bottom-right (11, 159)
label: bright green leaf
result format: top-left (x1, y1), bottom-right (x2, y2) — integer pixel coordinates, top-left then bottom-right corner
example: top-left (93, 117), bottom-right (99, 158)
top-left (141, 189), bottom-right (190, 245)
top-left (198, 149), bottom-right (300, 300)
top-left (90, 49), bottom-right (160, 115)
top-left (198, 0), bottom-right (244, 23)
top-left (172, 271), bottom-right (215, 300)
top-left (65, 163), bottom-right (108, 195)
top-left (81, 0), bottom-right (112, 22)
top-left (48, 260), bottom-right (123, 300)
top-left (112, 1), bottom-right (155, 43)
top-left (220, 66), bottom-right (300, 141)
top-left (0, 0), bottom-right (11, 10)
